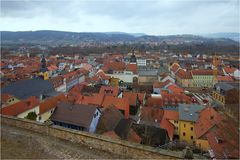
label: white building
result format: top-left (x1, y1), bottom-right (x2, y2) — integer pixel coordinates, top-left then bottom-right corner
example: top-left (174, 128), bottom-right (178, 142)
top-left (137, 58), bottom-right (147, 66)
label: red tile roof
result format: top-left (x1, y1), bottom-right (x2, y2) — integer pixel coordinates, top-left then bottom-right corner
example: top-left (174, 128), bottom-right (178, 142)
top-left (47, 65), bottom-right (58, 71)
top-left (153, 80), bottom-right (171, 88)
top-left (145, 97), bottom-right (163, 108)
top-left (195, 107), bottom-right (223, 139)
top-left (163, 110), bottom-right (179, 121)
top-left (39, 94), bottom-right (67, 115)
top-left (1, 96), bottom-right (39, 116)
top-left (206, 118), bottom-right (239, 159)
top-left (99, 86), bottom-right (119, 97)
top-left (171, 63), bottom-right (180, 73)
top-left (126, 63), bottom-right (138, 74)
top-left (161, 92), bottom-right (191, 105)
top-left (223, 67), bottom-right (237, 74)
top-left (160, 118), bottom-right (174, 140)
top-left (102, 96), bottom-right (129, 118)
top-left (217, 76), bottom-right (233, 82)
top-left (104, 61), bottom-right (126, 71)
top-left (167, 84), bottom-right (184, 94)
top-left (123, 92), bottom-right (145, 106)
top-left (97, 70), bottom-right (110, 80)
top-left (76, 93), bottom-right (105, 106)
top-left (176, 69), bottom-right (192, 79)
top-left (191, 69), bottom-right (214, 75)
top-left (140, 107), bottom-right (164, 122)
top-left (1, 93), bottom-right (14, 103)
top-left (48, 76), bottom-right (64, 88)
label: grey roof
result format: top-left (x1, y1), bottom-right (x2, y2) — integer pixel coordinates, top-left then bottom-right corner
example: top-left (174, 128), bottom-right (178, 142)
top-left (215, 82), bottom-right (239, 91)
top-left (2, 78), bottom-right (55, 100)
top-left (51, 102), bottom-right (99, 128)
top-left (178, 104), bottom-right (205, 122)
top-left (139, 70), bottom-right (158, 76)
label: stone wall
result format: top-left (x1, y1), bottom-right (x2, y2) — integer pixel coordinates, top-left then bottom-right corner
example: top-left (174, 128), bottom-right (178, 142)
top-left (1, 115), bottom-right (183, 159)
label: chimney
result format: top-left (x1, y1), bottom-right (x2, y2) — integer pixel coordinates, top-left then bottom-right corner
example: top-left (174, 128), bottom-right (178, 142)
top-left (39, 94), bottom-right (43, 101)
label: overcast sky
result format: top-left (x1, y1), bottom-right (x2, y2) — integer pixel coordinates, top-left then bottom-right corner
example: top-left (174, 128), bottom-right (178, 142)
top-left (1, 0), bottom-right (239, 35)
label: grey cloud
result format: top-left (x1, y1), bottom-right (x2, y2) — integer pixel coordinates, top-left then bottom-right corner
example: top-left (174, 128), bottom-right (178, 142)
top-left (1, 0), bottom-right (239, 34)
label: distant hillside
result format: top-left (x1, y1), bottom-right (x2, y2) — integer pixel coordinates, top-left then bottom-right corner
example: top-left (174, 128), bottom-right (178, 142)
top-left (201, 32), bottom-right (239, 42)
top-left (1, 30), bottom-right (238, 46)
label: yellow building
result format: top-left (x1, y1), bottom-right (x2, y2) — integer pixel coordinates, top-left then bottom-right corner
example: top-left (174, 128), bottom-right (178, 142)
top-left (179, 121), bottom-right (196, 144)
top-left (1, 94), bottom-right (20, 108)
top-left (212, 82), bottom-right (239, 106)
top-left (175, 69), bottom-right (193, 87)
top-left (163, 110), bottom-right (180, 137)
top-left (212, 90), bottom-right (225, 105)
top-left (191, 70), bottom-right (215, 88)
top-left (110, 77), bottom-right (119, 87)
top-left (178, 104), bottom-right (205, 145)
top-left (196, 139), bottom-right (210, 151)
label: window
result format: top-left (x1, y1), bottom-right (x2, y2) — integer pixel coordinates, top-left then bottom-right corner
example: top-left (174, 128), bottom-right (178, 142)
top-left (191, 127), bottom-right (193, 131)
top-left (191, 136), bottom-right (193, 140)
top-left (183, 132), bottom-right (186, 136)
top-left (184, 124), bottom-right (186, 128)
top-left (38, 116), bottom-right (42, 121)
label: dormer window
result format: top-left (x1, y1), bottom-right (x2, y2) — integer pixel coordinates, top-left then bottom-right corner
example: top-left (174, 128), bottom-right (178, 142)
top-left (215, 136), bottom-right (223, 144)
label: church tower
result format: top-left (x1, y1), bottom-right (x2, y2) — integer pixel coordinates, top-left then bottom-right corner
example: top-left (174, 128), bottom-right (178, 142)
top-left (130, 49), bottom-right (137, 64)
top-left (39, 54), bottom-right (49, 80)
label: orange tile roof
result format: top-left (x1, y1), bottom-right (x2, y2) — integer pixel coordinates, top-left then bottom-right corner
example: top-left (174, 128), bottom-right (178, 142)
top-left (206, 118), bottom-right (239, 159)
top-left (77, 93), bottom-right (105, 106)
top-left (123, 92), bottom-right (145, 106)
top-left (102, 96), bottom-right (129, 118)
top-left (99, 86), bottom-right (119, 97)
top-left (192, 69), bottom-right (223, 76)
top-left (160, 118), bottom-right (174, 139)
top-left (47, 65), bottom-right (58, 71)
top-left (104, 61), bottom-right (126, 71)
top-left (176, 69), bottom-right (192, 79)
top-left (167, 84), bottom-right (184, 94)
top-left (1, 96), bottom-right (39, 116)
top-left (195, 107), bottom-right (223, 139)
top-left (140, 107), bottom-right (164, 122)
top-left (48, 76), bottom-right (64, 88)
top-left (145, 97), bottom-right (163, 107)
top-left (217, 76), bottom-right (234, 82)
top-left (192, 69), bottom-right (214, 75)
top-left (163, 110), bottom-right (179, 121)
top-left (161, 92), bottom-right (191, 105)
